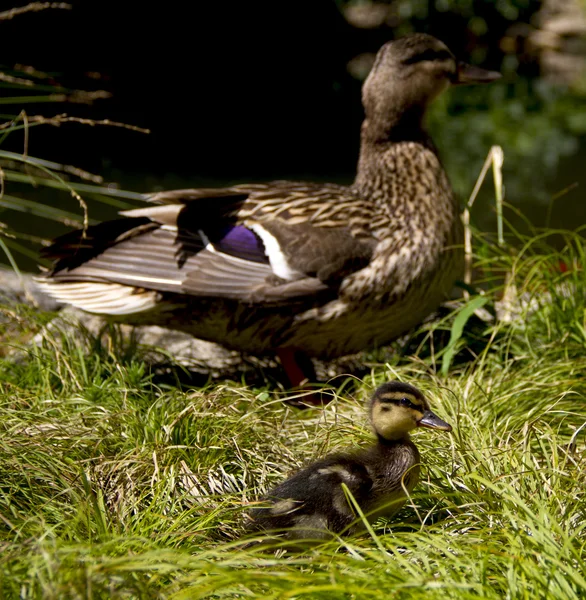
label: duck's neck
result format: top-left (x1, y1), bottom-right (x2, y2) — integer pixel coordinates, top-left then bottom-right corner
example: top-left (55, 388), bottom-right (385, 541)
top-left (375, 432), bottom-right (411, 446)
top-left (360, 104), bottom-right (429, 145)
top-left (353, 109), bottom-right (444, 208)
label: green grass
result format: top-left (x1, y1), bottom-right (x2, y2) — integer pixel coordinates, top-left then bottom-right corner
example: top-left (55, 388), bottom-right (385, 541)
top-left (0, 229), bottom-right (585, 599)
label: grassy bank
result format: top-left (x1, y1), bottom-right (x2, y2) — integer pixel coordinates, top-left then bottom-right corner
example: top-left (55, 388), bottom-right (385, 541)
top-left (0, 229), bottom-right (585, 599)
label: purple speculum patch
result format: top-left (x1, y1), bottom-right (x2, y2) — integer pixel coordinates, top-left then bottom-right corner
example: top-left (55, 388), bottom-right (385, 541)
top-left (212, 225), bottom-right (268, 264)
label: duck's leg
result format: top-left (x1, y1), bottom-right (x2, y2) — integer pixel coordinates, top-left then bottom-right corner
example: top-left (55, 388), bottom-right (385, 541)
top-left (276, 348), bottom-right (325, 406)
top-left (276, 348), bottom-right (314, 388)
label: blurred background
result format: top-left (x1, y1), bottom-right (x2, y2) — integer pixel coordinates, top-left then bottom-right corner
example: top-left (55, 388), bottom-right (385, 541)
top-left (1, 0), bottom-right (585, 271)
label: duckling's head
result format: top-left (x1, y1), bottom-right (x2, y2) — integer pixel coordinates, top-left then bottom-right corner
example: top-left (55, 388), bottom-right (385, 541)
top-left (362, 33), bottom-right (500, 138)
top-left (370, 382), bottom-right (452, 441)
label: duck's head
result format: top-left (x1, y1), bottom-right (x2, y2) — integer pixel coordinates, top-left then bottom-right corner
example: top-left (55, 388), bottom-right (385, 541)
top-left (362, 33), bottom-right (500, 137)
top-left (370, 381), bottom-right (452, 441)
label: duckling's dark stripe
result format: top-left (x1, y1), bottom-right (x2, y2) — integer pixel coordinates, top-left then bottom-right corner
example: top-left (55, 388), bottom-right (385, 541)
top-left (378, 397), bottom-right (423, 409)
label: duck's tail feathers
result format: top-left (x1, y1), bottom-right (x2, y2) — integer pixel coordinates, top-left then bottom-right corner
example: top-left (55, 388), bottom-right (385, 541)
top-left (33, 279), bottom-right (161, 315)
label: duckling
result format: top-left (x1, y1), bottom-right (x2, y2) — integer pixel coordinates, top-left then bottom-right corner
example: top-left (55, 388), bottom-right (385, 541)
top-left (247, 381), bottom-right (452, 542)
top-left (37, 34), bottom-right (500, 388)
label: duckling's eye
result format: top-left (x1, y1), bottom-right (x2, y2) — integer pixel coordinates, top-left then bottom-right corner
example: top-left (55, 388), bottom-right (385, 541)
top-left (399, 397), bottom-right (416, 409)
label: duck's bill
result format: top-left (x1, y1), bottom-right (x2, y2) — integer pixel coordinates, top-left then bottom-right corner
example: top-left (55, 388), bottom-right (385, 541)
top-left (417, 410), bottom-right (452, 431)
top-left (453, 62), bottom-right (501, 85)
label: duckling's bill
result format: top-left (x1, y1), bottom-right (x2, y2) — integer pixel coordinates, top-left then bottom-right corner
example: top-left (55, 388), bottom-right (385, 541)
top-left (417, 410), bottom-right (452, 431)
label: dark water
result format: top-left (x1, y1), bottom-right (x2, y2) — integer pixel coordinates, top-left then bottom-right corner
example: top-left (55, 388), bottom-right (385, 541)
top-left (1, 1), bottom-right (585, 271)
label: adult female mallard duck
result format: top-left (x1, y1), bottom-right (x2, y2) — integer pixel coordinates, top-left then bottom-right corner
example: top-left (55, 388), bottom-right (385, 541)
top-left (37, 34), bottom-right (500, 387)
top-left (246, 381), bottom-right (452, 542)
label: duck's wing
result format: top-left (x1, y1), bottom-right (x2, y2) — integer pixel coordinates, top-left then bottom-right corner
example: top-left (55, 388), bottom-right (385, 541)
top-left (38, 183), bottom-right (375, 313)
top-left (148, 181), bottom-right (376, 287)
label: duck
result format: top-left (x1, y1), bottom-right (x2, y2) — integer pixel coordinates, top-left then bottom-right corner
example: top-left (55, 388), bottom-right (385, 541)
top-left (36, 34), bottom-right (500, 389)
top-left (246, 381), bottom-right (452, 543)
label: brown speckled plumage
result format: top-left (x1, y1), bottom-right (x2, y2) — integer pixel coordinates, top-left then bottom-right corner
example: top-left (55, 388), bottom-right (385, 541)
top-left (37, 34), bottom-right (499, 364)
top-left (246, 382), bottom-right (452, 541)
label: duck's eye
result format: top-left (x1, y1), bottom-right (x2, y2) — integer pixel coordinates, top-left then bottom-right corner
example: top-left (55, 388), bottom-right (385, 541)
top-left (404, 49), bottom-right (453, 65)
top-left (399, 397), bottom-right (416, 409)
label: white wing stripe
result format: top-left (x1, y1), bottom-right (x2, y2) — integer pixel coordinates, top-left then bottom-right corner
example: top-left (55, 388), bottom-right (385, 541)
top-left (249, 224), bottom-right (301, 281)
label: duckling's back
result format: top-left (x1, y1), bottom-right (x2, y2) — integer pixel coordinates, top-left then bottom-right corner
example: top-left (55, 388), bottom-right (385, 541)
top-left (248, 454), bottom-right (373, 541)
top-left (248, 438), bottom-right (421, 541)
